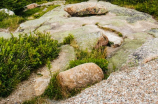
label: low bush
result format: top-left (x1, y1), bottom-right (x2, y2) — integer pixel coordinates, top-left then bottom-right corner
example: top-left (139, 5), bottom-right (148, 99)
top-left (0, 32), bottom-right (60, 97)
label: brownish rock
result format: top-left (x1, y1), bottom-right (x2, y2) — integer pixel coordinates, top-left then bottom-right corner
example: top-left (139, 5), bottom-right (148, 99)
top-left (57, 63), bottom-right (104, 90)
top-left (64, 2), bottom-right (108, 16)
top-left (95, 34), bottom-right (108, 49)
top-left (25, 3), bottom-right (38, 10)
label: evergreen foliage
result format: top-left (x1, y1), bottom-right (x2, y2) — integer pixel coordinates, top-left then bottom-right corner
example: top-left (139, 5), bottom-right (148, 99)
top-left (0, 32), bottom-right (60, 97)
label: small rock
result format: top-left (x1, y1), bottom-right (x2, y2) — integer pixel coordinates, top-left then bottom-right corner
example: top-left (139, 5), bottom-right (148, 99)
top-left (95, 34), bottom-right (108, 49)
top-left (57, 63), bottom-right (104, 90)
top-left (25, 3), bottom-right (38, 10)
top-left (0, 9), bottom-right (14, 16)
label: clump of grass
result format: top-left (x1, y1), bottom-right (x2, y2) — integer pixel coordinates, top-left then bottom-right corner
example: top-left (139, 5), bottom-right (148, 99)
top-left (0, 16), bottom-right (25, 31)
top-left (43, 72), bottom-right (82, 100)
top-left (0, 32), bottom-right (60, 97)
top-left (82, 24), bottom-right (86, 26)
top-left (107, 41), bottom-right (114, 47)
top-left (63, 34), bottom-right (75, 45)
top-left (118, 33), bottom-right (123, 37)
top-left (95, 22), bottom-right (99, 26)
top-left (43, 73), bottom-right (63, 100)
top-left (33, 5), bottom-right (60, 19)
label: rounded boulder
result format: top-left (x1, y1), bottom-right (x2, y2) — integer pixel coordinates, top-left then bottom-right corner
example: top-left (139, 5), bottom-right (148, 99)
top-left (57, 63), bottom-right (104, 90)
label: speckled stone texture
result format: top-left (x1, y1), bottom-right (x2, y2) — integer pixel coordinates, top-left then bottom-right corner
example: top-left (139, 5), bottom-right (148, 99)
top-left (58, 59), bottom-right (158, 104)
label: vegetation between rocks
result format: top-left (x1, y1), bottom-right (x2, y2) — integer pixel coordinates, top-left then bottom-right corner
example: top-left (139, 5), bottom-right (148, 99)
top-left (103, 0), bottom-right (158, 20)
top-left (23, 34), bottom-right (109, 103)
top-left (0, 32), bottom-right (60, 97)
top-left (0, 5), bottom-right (59, 31)
top-left (63, 34), bottom-right (74, 45)
top-left (0, 11), bottom-right (25, 31)
top-left (42, 34), bottom-right (109, 101)
top-left (19, 5), bottom-right (59, 19)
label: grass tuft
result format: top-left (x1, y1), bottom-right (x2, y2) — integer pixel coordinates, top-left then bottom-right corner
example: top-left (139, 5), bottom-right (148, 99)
top-left (63, 34), bottom-right (75, 45)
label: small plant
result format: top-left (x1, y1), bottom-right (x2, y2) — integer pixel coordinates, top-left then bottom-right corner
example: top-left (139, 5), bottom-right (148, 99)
top-left (95, 22), bottom-right (99, 26)
top-left (118, 33), bottom-right (123, 37)
top-left (107, 41), bottom-right (114, 47)
top-left (82, 24), bottom-right (86, 26)
top-left (63, 34), bottom-right (74, 45)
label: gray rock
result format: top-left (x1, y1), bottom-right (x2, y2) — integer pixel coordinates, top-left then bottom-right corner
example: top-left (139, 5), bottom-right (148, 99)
top-left (126, 38), bottom-right (158, 66)
top-left (148, 28), bottom-right (158, 38)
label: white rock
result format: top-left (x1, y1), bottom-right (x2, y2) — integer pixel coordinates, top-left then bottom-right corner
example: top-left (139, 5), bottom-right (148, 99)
top-left (0, 9), bottom-right (14, 16)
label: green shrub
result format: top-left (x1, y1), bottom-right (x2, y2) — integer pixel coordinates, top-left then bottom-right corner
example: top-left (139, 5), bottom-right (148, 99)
top-left (0, 32), bottom-right (60, 97)
top-left (63, 34), bottom-right (74, 45)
